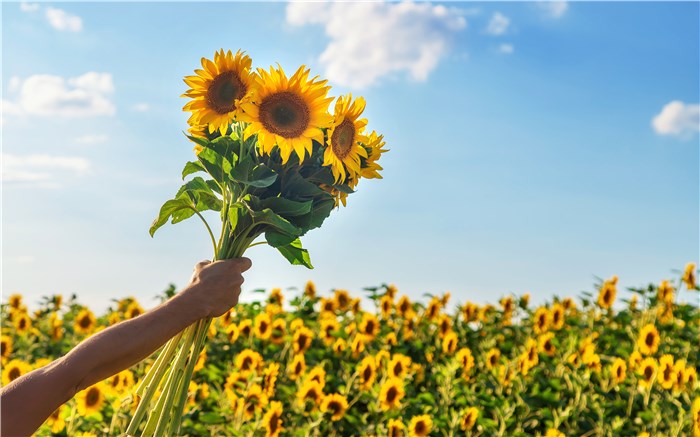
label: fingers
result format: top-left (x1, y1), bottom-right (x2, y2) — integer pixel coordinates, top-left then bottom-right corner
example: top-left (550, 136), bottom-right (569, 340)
top-left (236, 257), bottom-right (252, 272)
top-left (195, 260), bottom-right (211, 270)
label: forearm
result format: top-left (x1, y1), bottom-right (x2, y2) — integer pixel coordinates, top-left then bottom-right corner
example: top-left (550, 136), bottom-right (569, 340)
top-left (61, 285), bottom-right (207, 393)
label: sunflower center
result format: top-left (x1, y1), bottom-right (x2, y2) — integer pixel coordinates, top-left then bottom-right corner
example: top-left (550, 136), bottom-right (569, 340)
top-left (645, 333), bottom-right (654, 347)
top-left (1, 342), bottom-right (6, 356)
top-left (242, 357), bottom-right (253, 370)
top-left (9, 367), bottom-right (20, 381)
top-left (259, 321), bottom-right (268, 333)
top-left (363, 366), bottom-right (372, 382)
top-left (269, 413), bottom-right (279, 432)
top-left (329, 400), bottom-right (342, 414)
top-left (386, 386), bottom-right (398, 403)
top-left (644, 366), bottom-right (653, 380)
top-left (207, 71), bottom-right (246, 114)
top-left (259, 91), bottom-right (310, 139)
top-left (415, 422), bottom-right (426, 434)
top-left (365, 320), bottom-right (375, 334)
top-left (86, 388), bottom-right (100, 406)
top-left (19, 319), bottom-right (27, 330)
top-left (331, 118), bottom-right (356, 159)
top-left (663, 365), bottom-right (672, 380)
top-left (79, 316), bottom-right (91, 329)
top-left (617, 366), bottom-right (623, 378)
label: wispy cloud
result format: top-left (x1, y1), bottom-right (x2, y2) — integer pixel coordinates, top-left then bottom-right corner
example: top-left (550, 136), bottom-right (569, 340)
top-left (3, 73), bottom-right (115, 119)
top-left (499, 43), bottom-right (514, 54)
top-left (652, 101), bottom-right (700, 140)
top-left (75, 134), bottom-right (109, 145)
top-left (131, 103), bottom-right (150, 112)
top-left (537, 1), bottom-right (569, 19)
top-left (286, 2), bottom-right (467, 89)
top-left (486, 12), bottom-right (510, 35)
top-left (45, 7), bottom-right (83, 32)
top-left (19, 2), bottom-right (40, 13)
top-left (2, 153), bottom-right (90, 187)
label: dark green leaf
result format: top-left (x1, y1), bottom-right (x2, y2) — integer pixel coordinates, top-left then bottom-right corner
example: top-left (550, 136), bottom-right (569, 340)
top-left (276, 238), bottom-right (313, 268)
top-left (252, 208), bottom-right (301, 236)
top-left (149, 196), bottom-right (192, 236)
top-left (265, 230), bottom-right (298, 248)
top-left (261, 197), bottom-right (312, 217)
top-left (182, 161), bottom-right (206, 180)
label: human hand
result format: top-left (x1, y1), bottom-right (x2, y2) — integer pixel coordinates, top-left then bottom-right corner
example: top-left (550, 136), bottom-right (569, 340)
top-left (182, 258), bottom-right (252, 318)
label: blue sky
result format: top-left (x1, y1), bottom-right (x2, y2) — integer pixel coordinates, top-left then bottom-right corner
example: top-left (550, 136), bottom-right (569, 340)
top-left (2, 1), bottom-right (699, 313)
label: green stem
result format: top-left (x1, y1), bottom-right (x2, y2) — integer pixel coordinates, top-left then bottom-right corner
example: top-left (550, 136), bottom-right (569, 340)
top-left (191, 208), bottom-right (217, 255)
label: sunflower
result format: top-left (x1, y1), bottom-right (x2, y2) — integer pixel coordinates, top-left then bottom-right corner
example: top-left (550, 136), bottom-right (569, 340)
top-left (686, 366), bottom-right (698, 391)
top-left (263, 401), bottom-right (284, 437)
top-left (442, 331), bottom-right (458, 354)
top-left (225, 371), bottom-right (249, 393)
top-left (226, 324), bottom-right (240, 343)
top-left (320, 393), bottom-right (348, 421)
top-left (657, 280), bottom-right (674, 303)
top-left (672, 359), bottom-right (686, 392)
top-left (1, 335), bottom-right (12, 359)
top-left (332, 338), bottom-right (346, 355)
top-left (351, 335), bottom-right (366, 358)
top-left (290, 318), bottom-right (304, 333)
top-left (461, 407), bottom-right (479, 431)
top-left (289, 354), bottom-right (306, 381)
top-left (692, 397), bottom-right (700, 436)
top-left (597, 275), bottom-right (618, 309)
top-left (74, 308), bottom-right (96, 335)
top-left (683, 262), bottom-right (697, 289)
top-left (395, 296), bottom-right (411, 319)
top-left (106, 371), bottom-right (125, 395)
top-left (263, 362), bottom-right (280, 397)
top-left (2, 359), bottom-right (31, 385)
top-left (254, 313), bottom-right (272, 340)
top-left (239, 64), bottom-right (333, 164)
top-left (77, 383), bottom-right (105, 416)
top-left (638, 357), bottom-right (657, 389)
top-left (333, 289), bottom-right (351, 311)
top-left (610, 358), bottom-right (627, 384)
top-left (235, 349), bottom-right (263, 374)
top-left (379, 378), bottom-right (405, 411)
top-left (268, 288), bottom-right (284, 306)
top-left (545, 430), bottom-right (565, 437)
top-left (359, 313), bottom-right (380, 338)
top-left (425, 298), bottom-right (442, 321)
top-left (242, 384), bottom-right (269, 419)
top-left (657, 354), bottom-right (676, 390)
top-left (304, 280), bottom-right (317, 298)
top-left (379, 295), bottom-right (393, 319)
top-left (550, 303), bottom-right (565, 330)
top-left (46, 405), bottom-right (67, 433)
top-left (270, 318), bottom-right (287, 345)
top-left (8, 293), bottom-right (22, 308)
top-left (360, 130), bottom-right (388, 180)
top-left (297, 379), bottom-right (324, 409)
top-left (182, 49), bottom-right (252, 136)
top-left (629, 350), bottom-right (643, 370)
top-left (388, 419), bottom-right (405, 437)
top-left (525, 338), bottom-right (539, 368)
top-left (293, 326), bottom-right (314, 354)
top-left (194, 349), bottom-right (207, 372)
top-left (408, 415), bottom-right (432, 437)
top-left (485, 348), bottom-right (501, 370)
top-left (358, 356), bottom-right (377, 390)
top-left (388, 354), bottom-right (412, 379)
top-left (456, 348), bottom-right (475, 376)
top-left (462, 302), bottom-right (479, 322)
top-left (538, 332), bottom-right (556, 357)
top-left (13, 312), bottom-right (32, 335)
top-left (637, 324), bottom-right (660, 356)
top-left (306, 366), bottom-right (326, 389)
top-left (124, 301), bottom-right (144, 320)
top-left (239, 319), bottom-right (253, 338)
top-left (322, 94), bottom-right (369, 183)
top-left (438, 315), bottom-right (452, 338)
top-left (533, 307), bottom-right (550, 334)
top-left (320, 297), bottom-right (337, 315)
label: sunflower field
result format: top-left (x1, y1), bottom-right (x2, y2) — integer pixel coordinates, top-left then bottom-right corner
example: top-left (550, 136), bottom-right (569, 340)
top-left (2, 263), bottom-right (699, 437)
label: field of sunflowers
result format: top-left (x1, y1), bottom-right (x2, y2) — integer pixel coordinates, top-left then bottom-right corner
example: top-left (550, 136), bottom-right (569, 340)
top-left (2, 263), bottom-right (699, 437)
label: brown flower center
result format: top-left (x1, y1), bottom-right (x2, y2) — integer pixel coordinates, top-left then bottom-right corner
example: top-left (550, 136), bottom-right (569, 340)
top-left (79, 315), bottom-right (91, 329)
top-left (86, 387), bottom-right (100, 407)
top-left (268, 412), bottom-right (280, 433)
top-left (259, 321), bottom-right (269, 334)
top-left (207, 71), bottom-right (246, 114)
top-left (362, 366), bottom-right (372, 383)
top-left (645, 332), bottom-right (655, 347)
top-left (9, 367), bottom-right (21, 381)
top-left (415, 421), bottom-right (426, 435)
top-left (644, 366), bottom-right (653, 380)
top-left (386, 386), bottom-right (398, 403)
top-left (259, 91), bottom-right (310, 139)
top-left (331, 118), bottom-right (356, 159)
top-left (329, 400), bottom-right (342, 415)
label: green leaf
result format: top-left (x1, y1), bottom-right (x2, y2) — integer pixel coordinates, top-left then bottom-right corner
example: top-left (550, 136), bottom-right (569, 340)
top-left (261, 197), bottom-right (313, 217)
top-left (265, 230), bottom-right (298, 248)
top-left (276, 238), bottom-right (313, 268)
top-left (247, 164), bottom-right (277, 188)
top-left (186, 135), bottom-right (209, 148)
top-left (252, 208), bottom-right (301, 236)
top-left (149, 196), bottom-right (192, 236)
top-left (197, 148), bottom-right (232, 183)
top-left (282, 172), bottom-right (325, 198)
top-left (198, 412), bottom-right (225, 424)
top-left (181, 161), bottom-right (206, 180)
top-left (209, 135), bottom-right (239, 161)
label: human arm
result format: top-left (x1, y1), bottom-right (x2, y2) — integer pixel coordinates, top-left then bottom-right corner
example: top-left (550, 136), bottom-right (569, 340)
top-left (0, 258), bottom-right (251, 437)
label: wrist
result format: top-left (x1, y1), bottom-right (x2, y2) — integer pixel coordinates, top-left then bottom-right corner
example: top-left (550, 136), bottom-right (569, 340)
top-left (173, 283), bottom-right (211, 322)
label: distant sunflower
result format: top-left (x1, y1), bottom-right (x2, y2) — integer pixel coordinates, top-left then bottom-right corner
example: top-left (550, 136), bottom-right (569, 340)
top-left (238, 319), bottom-right (253, 338)
top-left (182, 49), bottom-right (253, 135)
top-left (297, 379), bottom-right (324, 409)
top-left (125, 302), bottom-right (144, 319)
top-left (254, 313), bottom-right (272, 340)
top-left (456, 348), bottom-right (475, 376)
top-left (550, 303), bottom-right (565, 330)
top-left (629, 350), bottom-right (643, 370)
top-left (461, 407), bottom-right (479, 431)
top-left (332, 338), bottom-right (346, 355)
top-left (263, 363), bottom-right (280, 398)
top-left (242, 384), bottom-right (268, 419)
top-left (442, 331), bottom-right (458, 354)
top-left (408, 414), bottom-right (433, 437)
top-left (226, 324), bottom-right (240, 343)
top-left (351, 335), bottom-right (366, 358)
top-left (320, 298), bottom-right (337, 314)
top-left (334, 289), bottom-right (351, 311)
top-left (293, 326), bottom-right (314, 354)
top-left (263, 401), bottom-right (284, 437)
top-left (673, 359), bottom-right (686, 392)
top-left (270, 318), bottom-right (286, 345)
top-left (74, 308), bottom-right (96, 335)
top-left (533, 307), bottom-right (550, 334)
top-left (379, 378), bottom-right (405, 411)
top-left (224, 371), bottom-right (249, 393)
top-left (380, 295), bottom-right (393, 318)
top-left (358, 355), bottom-right (377, 391)
top-left (657, 280), bottom-right (674, 303)
top-left (1, 335), bottom-right (12, 359)
top-left (525, 338), bottom-right (539, 368)
top-left (8, 294), bottom-right (22, 308)
top-left (304, 280), bottom-right (317, 299)
top-left (2, 359), bottom-right (31, 385)
top-left (637, 324), bottom-right (660, 356)
top-left (611, 358), bottom-right (627, 384)
top-left (657, 354), bottom-right (676, 390)
top-left (388, 419), bottom-right (405, 437)
top-left (462, 302), bottom-right (479, 322)
top-left (77, 383), bottom-right (105, 416)
top-left (425, 298), bottom-right (442, 321)
top-left (239, 64), bottom-right (333, 164)
top-left (538, 332), bottom-right (556, 357)
top-left (235, 349), bottom-right (263, 374)
top-left (683, 262), bottom-right (697, 289)
top-left (359, 313), bottom-right (379, 338)
top-left (321, 393), bottom-right (348, 421)
top-left (692, 397), bottom-right (700, 436)
top-left (545, 430), bottom-right (565, 437)
top-left (13, 312), bottom-right (31, 335)
top-left (323, 94), bottom-right (369, 183)
top-left (289, 354), bottom-right (306, 381)
top-left (388, 354), bottom-right (412, 379)
top-left (359, 130), bottom-right (389, 180)
top-left (597, 275), bottom-right (618, 309)
top-left (638, 357), bottom-right (657, 389)
top-left (438, 315), bottom-right (452, 338)
top-left (685, 366), bottom-right (698, 391)
top-left (397, 296), bottom-right (412, 318)
top-left (319, 317), bottom-right (338, 345)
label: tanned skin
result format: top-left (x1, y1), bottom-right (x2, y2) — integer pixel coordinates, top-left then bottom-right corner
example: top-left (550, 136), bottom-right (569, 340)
top-left (0, 258), bottom-right (252, 437)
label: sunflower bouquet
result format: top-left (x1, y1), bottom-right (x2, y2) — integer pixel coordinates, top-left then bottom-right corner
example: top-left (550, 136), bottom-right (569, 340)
top-left (122, 49), bottom-right (387, 435)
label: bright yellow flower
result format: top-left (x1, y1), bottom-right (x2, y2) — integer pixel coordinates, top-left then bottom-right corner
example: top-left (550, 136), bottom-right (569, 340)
top-left (425, 297), bottom-right (442, 321)
top-left (683, 262), bottom-right (697, 289)
top-left (236, 349), bottom-right (263, 374)
top-left (637, 324), bottom-right (660, 356)
top-left (538, 332), bottom-right (556, 357)
top-left (293, 326), bottom-right (314, 354)
top-left (657, 280), bottom-right (674, 303)
top-left (550, 303), bottom-right (565, 330)
top-left (525, 338), bottom-right (539, 368)
top-left (2, 359), bottom-right (31, 385)
top-left (545, 430), bottom-right (565, 437)
top-left (397, 296), bottom-right (412, 318)
top-left (408, 414), bottom-right (432, 437)
top-left (74, 308), bottom-right (96, 335)
top-left (289, 353), bottom-right (306, 381)
top-left (263, 362), bottom-right (280, 398)
top-left (638, 357), bottom-right (657, 389)
top-left (358, 356), bottom-right (377, 390)
top-left (1, 335), bottom-right (12, 359)
top-left (320, 297), bottom-right (337, 315)
top-left (321, 393), bottom-right (348, 421)
top-left (182, 49), bottom-right (253, 135)
top-left (226, 324), bottom-right (240, 343)
top-left (239, 64), bottom-right (333, 164)
top-left (629, 350), bottom-right (643, 370)
top-left (263, 401), bottom-right (284, 437)
top-left (597, 275), bottom-right (618, 309)
top-left (461, 407), bottom-right (479, 431)
top-left (332, 338), bottom-right (346, 355)
top-left (46, 405), bottom-right (67, 433)
top-left (359, 313), bottom-right (380, 338)
top-left (351, 335), bottom-right (366, 358)
top-left (76, 383), bottom-right (105, 416)
top-left (297, 379), bottom-right (324, 408)
top-left (304, 280), bottom-right (316, 298)
top-left (360, 130), bottom-right (388, 180)
top-left (254, 313), bottom-right (272, 340)
top-left (388, 354), bottom-right (412, 379)
top-left (322, 94), bottom-right (369, 183)
top-left (685, 366), bottom-right (698, 392)
top-left (379, 378), bottom-right (405, 411)
top-left (533, 307), bottom-right (550, 334)
top-left (691, 397), bottom-right (700, 437)
top-left (485, 348), bottom-right (501, 370)
top-left (388, 419), bottom-right (404, 437)
top-left (269, 288), bottom-right (284, 306)
top-left (242, 383), bottom-right (268, 419)
top-left (270, 318), bottom-right (286, 345)
top-left (194, 349), bottom-right (207, 372)
top-left (462, 302), bottom-right (479, 322)
top-left (442, 331), bottom-right (458, 354)
top-left (657, 354), bottom-right (676, 389)
top-left (610, 358), bottom-right (627, 384)
top-left (456, 347), bottom-right (475, 377)
top-left (13, 312), bottom-right (32, 335)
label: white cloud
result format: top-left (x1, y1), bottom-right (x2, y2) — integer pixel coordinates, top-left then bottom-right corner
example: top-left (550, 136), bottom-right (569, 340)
top-left (20, 2), bottom-right (40, 13)
top-left (2, 153), bottom-right (90, 187)
top-left (537, 1), bottom-right (569, 19)
top-left (132, 103), bottom-right (150, 112)
top-left (45, 7), bottom-right (83, 32)
top-left (499, 43), bottom-right (514, 54)
top-left (286, 2), bottom-right (467, 89)
top-left (2, 72), bottom-right (115, 118)
top-left (486, 12), bottom-right (510, 35)
top-left (651, 101), bottom-right (700, 139)
top-left (16, 255), bottom-right (35, 264)
top-left (75, 134), bottom-right (109, 145)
